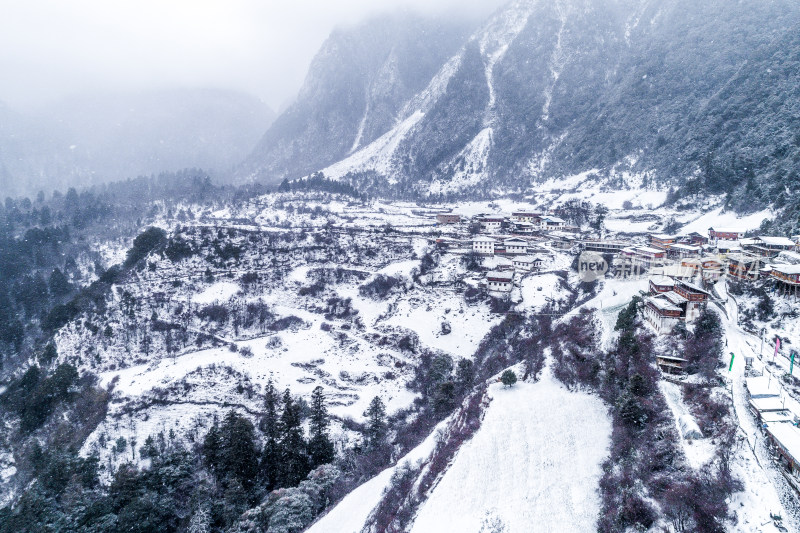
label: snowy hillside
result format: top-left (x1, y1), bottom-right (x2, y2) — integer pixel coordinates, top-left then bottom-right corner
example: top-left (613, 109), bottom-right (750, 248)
top-left (409, 373), bottom-right (610, 532)
top-left (2, 186), bottom-right (798, 533)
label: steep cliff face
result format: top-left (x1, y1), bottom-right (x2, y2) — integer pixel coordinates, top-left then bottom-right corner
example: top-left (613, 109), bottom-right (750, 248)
top-left (240, 13), bottom-right (474, 184)
top-left (247, 0), bottom-right (800, 207)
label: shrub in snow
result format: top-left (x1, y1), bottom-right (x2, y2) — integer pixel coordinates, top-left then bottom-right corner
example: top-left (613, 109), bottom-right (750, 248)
top-left (266, 488), bottom-right (314, 533)
top-left (463, 285), bottom-right (483, 303)
top-left (479, 510), bottom-right (507, 533)
top-left (324, 297), bottom-right (355, 319)
top-left (125, 226), bottom-right (166, 268)
top-left (269, 316), bottom-right (304, 332)
top-left (358, 274), bottom-right (403, 300)
top-left (197, 304), bottom-right (228, 324)
top-left (440, 321), bottom-right (452, 335)
top-left (298, 281), bottom-right (325, 297)
top-left (298, 464), bottom-right (341, 513)
top-left (461, 251), bottom-right (482, 272)
top-left (164, 236), bottom-right (195, 263)
top-left (489, 297), bottom-right (512, 314)
top-left (367, 462), bottom-right (421, 533)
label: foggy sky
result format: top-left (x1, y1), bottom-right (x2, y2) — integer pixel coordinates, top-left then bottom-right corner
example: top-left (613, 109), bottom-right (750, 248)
top-left (0, 0), bottom-right (506, 112)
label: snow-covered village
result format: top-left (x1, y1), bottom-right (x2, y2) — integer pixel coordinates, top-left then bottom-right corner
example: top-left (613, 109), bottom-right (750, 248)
top-left (3, 1), bottom-right (800, 532)
top-left (1, 173), bottom-right (799, 532)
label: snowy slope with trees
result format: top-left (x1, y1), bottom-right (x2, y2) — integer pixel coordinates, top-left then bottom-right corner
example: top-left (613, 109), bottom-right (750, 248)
top-left (409, 374), bottom-right (610, 532)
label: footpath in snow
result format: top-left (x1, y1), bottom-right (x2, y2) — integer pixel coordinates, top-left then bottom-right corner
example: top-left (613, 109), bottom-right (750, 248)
top-left (712, 294), bottom-right (800, 531)
top-left (409, 370), bottom-right (611, 533)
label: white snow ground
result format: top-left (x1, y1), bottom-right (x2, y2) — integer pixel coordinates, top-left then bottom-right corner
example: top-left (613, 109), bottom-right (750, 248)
top-left (658, 381), bottom-right (715, 469)
top-left (409, 371), bottom-right (611, 533)
top-left (305, 419), bottom-right (448, 533)
top-left (191, 281), bottom-right (241, 304)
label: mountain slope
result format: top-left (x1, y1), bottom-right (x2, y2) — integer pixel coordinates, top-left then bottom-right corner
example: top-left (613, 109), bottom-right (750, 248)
top-left (239, 13), bottom-right (476, 185)
top-left (409, 376), bottom-right (610, 533)
top-left (248, 0), bottom-right (800, 206)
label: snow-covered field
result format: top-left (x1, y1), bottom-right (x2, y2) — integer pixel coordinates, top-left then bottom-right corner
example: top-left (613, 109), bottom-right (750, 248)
top-left (190, 281), bottom-right (241, 304)
top-left (409, 373), bottom-right (611, 533)
top-left (658, 381), bottom-right (715, 468)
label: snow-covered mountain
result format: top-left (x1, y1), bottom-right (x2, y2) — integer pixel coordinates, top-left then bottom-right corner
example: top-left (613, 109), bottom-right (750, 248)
top-left (239, 12), bottom-right (474, 187)
top-left (244, 0), bottom-right (800, 209)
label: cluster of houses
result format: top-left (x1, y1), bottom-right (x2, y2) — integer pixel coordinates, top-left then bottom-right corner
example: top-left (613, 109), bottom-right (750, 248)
top-left (745, 374), bottom-right (800, 492)
top-left (436, 210), bottom-right (568, 233)
top-left (644, 276), bottom-right (711, 339)
top-left (582, 227), bottom-right (800, 296)
top-left (435, 211), bottom-right (568, 295)
top-left (435, 209), bottom-right (800, 301)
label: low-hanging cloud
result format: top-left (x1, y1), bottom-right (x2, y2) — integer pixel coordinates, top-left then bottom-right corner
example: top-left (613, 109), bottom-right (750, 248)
top-left (0, 0), bottom-right (507, 111)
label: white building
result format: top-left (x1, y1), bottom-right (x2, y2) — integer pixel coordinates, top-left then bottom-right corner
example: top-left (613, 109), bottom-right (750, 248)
top-left (666, 243), bottom-right (701, 259)
top-left (708, 227), bottom-right (746, 244)
top-left (502, 237), bottom-right (528, 255)
top-left (512, 221), bottom-right (537, 234)
top-left (472, 236), bottom-right (497, 255)
top-left (541, 215), bottom-right (566, 230)
top-left (486, 270), bottom-right (514, 293)
top-left (511, 211), bottom-right (541, 224)
top-left (643, 296), bottom-right (682, 334)
top-left (512, 255), bottom-right (543, 271)
top-left (479, 216), bottom-right (504, 232)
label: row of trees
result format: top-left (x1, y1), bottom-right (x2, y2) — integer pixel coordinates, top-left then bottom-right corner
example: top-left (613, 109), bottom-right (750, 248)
top-left (547, 299), bottom-right (740, 532)
top-left (203, 382), bottom-right (336, 495)
top-left (0, 379), bottom-right (389, 532)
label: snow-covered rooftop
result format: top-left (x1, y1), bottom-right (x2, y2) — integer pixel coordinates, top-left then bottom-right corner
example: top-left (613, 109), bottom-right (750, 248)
top-left (636, 246), bottom-right (664, 254)
top-left (649, 276), bottom-right (675, 286)
top-left (646, 296), bottom-right (681, 312)
top-left (776, 251), bottom-right (800, 265)
top-left (710, 227), bottom-right (746, 233)
top-left (745, 375), bottom-right (781, 398)
top-left (771, 264), bottom-right (800, 275)
top-left (766, 423), bottom-right (800, 465)
top-left (487, 270), bottom-right (514, 281)
top-left (750, 397), bottom-right (789, 413)
top-left (759, 236), bottom-right (796, 247)
top-left (661, 291), bottom-right (688, 305)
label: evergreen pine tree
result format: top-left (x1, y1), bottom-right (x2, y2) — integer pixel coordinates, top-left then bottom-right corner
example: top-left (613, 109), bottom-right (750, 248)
top-left (279, 388), bottom-right (309, 487)
top-left (220, 411), bottom-right (260, 490)
top-left (500, 370), bottom-right (517, 387)
top-left (455, 358), bottom-right (475, 394)
top-left (259, 378), bottom-right (282, 490)
top-left (365, 396), bottom-right (387, 450)
top-left (307, 386), bottom-right (335, 468)
top-left (202, 418), bottom-right (221, 470)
